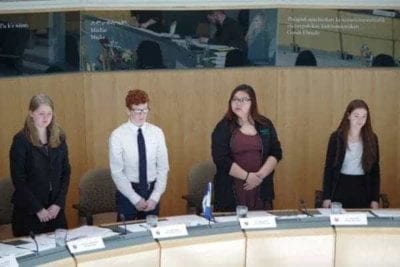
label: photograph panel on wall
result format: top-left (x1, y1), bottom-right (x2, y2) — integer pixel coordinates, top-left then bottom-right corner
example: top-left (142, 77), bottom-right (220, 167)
top-left (276, 9), bottom-right (400, 67)
top-left (80, 9), bottom-right (278, 72)
top-left (0, 12), bottom-right (80, 77)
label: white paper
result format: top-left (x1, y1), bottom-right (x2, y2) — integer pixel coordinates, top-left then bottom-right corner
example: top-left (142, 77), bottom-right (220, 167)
top-left (371, 209), bottom-right (400, 218)
top-left (0, 254), bottom-right (19, 267)
top-left (150, 224), bottom-right (188, 239)
top-left (67, 236), bottom-right (105, 254)
top-left (239, 216), bottom-right (277, 229)
top-left (165, 215), bottom-right (211, 227)
top-left (330, 213), bottom-right (368, 225)
top-left (0, 243), bottom-right (33, 258)
top-left (64, 225), bottom-right (117, 241)
top-left (276, 214), bottom-right (308, 220)
top-left (18, 234), bottom-right (55, 252)
top-left (215, 211), bottom-right (275, 223)
top-left (120, 223), bottom-right (147, 233)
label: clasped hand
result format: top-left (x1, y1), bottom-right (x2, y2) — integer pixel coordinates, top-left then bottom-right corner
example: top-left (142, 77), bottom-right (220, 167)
top-left (243, 172), bottom-right (263, 190)
top-left (135, 199), bottom-right (158, 212)
top-left (36, 204), bottom-right (61, 222)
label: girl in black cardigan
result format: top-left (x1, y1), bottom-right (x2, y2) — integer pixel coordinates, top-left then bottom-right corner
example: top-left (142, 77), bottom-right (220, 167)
top-left (211, 84), bottom-right (282, 212)
top-left (10, 94), bottom-right (70, 237)
top-left (322, 99), bottom-right (380, 209)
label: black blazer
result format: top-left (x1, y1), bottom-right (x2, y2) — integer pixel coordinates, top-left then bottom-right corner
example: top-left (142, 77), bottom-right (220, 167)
top-left (322, 131), bottom-right (380, 202)
top-left (211, 117), bottom-right (282, 211)
top-left (9, 131), bottom-right (71, 215)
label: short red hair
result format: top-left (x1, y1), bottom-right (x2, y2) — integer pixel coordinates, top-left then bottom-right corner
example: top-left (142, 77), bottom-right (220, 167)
top-left (125, 89), bottom-right (149, 108)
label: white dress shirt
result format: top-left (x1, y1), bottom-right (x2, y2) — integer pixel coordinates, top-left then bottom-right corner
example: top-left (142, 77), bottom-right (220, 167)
top-left (109, 121), bottom-right (169, 205)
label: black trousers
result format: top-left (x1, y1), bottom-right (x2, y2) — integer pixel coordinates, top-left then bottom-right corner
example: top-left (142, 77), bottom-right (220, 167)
top-left (116, 181), bottom-right (159, 221)
top-left (333, 173), bottom-right (369, 208)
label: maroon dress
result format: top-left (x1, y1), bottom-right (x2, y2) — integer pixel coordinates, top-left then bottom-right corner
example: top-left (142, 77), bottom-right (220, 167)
top-left (231, 129), bottom-right (265, 210)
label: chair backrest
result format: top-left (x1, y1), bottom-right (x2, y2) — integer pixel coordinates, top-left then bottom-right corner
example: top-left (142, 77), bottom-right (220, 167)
top-left (0, 177), bottom-right (13, 225)
top-left (136, 40), bottom-right (165, 69)
top-left (187, 160), bottom-right (217, 211)
top-left (79, 168), bottom-right (117, 214)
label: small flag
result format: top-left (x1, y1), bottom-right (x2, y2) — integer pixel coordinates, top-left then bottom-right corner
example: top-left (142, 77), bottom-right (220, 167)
top-left (202, 182), bottom-right (213, 221)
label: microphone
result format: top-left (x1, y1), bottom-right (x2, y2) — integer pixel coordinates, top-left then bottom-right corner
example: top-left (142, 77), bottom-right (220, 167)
top-left (299, 199), bottom-right (312, 217)
top-left (29, 231), bottom-right (39, 255)
top-left (119, 213), bottom-right (127, 235)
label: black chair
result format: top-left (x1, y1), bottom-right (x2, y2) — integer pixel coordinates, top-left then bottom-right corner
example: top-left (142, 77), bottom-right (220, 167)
top-left (295, 50), bottom-right (317, 66)
top-left (136, 40), bottom-right (165, 69)
top-left (182, 160), bottom-right (216, 214)
top-left (314, 189), bottom-right (390, 208)
top-left (0, 177), bottom-right (14, 239)
top-left (372, 54), bottom-right (396, 67)
top-left (73, 168), bottom-right (117, 225)
top-left (225, 49), bottom-right (246, 67)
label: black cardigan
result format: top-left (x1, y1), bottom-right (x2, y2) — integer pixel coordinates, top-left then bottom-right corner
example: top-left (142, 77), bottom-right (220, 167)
top-left (322, 131), bottom-right (380, 202)
top-left (9, 131), bottom-right (71, 215)
top-left (211, 117), bottom-right (282, 212)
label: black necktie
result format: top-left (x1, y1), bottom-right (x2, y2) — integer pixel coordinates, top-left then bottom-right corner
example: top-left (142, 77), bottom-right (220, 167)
top-left (137, 128), bottom-right (147, 189)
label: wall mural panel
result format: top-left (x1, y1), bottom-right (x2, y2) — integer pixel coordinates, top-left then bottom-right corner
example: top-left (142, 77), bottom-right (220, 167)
top-left (0, 9), bottom-right (398, 77)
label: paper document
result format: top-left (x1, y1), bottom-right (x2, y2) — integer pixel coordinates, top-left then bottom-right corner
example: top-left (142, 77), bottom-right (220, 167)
top-left (165, 214), bottom-right (211, 227)
top-left (371, 209), bottom-right (400, 218)
top-left (120, 223), bottom-right (148, 233)
top-left (0, 243), bottom-right (34, 258)
top-left (65, 225), bottom-right (117, 240)
top-left (18, 234), bottom-right (56, 252)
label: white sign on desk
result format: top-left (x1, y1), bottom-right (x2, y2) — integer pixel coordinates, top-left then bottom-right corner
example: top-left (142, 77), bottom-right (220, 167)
top-left (239, 216), bottom-right (277, 229)
top-left (0, 255), bottom-right (18, 267)
top-left (330, 213), bottom-right (368, 225)
top-left (150, 224), bottom-right (188, 239)
top-left (67, 236), bottom-right (105, 254)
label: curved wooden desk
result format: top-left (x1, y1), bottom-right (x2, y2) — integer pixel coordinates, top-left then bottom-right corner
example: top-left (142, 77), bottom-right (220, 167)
top-left (6, 211), bottom-right (400, 267)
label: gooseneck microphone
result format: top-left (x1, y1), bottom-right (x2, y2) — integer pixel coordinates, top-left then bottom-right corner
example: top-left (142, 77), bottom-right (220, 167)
top-left (29, 231), bottom-right (39, 255)
top-left (119, 213), bottom-right (127, 235)
top-left (299, 199), bottom-right (312, 217)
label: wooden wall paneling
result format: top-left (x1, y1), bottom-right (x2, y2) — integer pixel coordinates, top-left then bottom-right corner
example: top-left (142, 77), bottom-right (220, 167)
top-left (275, 69), bottom-right (340, 208)
top-left (0, 78), bottom-right (25, 178)
top-left (370, 70), bottom-right (400, 208)
top-left (1, 67), bottom-right (399, 231)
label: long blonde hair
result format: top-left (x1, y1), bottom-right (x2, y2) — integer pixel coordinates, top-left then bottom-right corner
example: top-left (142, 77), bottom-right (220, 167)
top-left (245, 13), bottom-right (266, 46)
top-left (23, 94), bottom-right (64, 147)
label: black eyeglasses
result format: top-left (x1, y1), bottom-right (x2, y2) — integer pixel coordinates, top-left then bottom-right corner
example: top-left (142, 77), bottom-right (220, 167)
top-left (231, 97), bottom-right (251, 103)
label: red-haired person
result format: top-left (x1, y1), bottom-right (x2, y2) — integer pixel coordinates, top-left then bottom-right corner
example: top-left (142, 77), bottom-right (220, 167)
top-left (10, 94), bottom-right (70, 237)
top-left (322, 99), bottom-right (380, 209)
top-left (211, 84), bottom-right (282, 212)
top-left (109, 89), bottom-right (169, 221)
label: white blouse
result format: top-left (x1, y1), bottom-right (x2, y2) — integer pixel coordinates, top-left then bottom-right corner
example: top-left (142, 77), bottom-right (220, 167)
top-left (340, 141), bottom-right (365, 175)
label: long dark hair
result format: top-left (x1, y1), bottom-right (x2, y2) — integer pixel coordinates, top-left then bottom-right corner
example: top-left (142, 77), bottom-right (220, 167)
top-left (224, 84), bottom-right (267, 130)
top-left (336, 99), bottom-right (377, 171)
